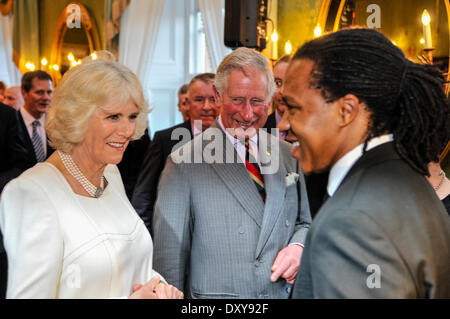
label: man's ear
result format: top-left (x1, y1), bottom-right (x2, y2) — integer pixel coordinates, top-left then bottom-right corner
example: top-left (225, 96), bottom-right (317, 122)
top-left (337, 94), bottom-right (361, 127)
top-left (213, 85), bottom-right (222, 106)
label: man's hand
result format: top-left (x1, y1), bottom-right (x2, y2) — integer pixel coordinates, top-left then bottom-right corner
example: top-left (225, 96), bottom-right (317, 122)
top-left (270, 244), bottom-right (304, 284)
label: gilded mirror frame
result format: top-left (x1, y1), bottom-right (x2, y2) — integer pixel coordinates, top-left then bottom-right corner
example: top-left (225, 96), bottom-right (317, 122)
top-left (50, 2), bottom-right (101, 83)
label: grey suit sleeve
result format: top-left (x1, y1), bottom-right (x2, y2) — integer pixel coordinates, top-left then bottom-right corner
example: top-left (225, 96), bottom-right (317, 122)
top-left (152, 156), bottom-right (191, 292)
top-left (289, 168), bottom-right (312, 246)
top-left (306, 209), bottom-right (412, 298)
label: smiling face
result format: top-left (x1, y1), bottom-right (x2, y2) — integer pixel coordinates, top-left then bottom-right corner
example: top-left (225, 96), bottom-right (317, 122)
top-left (218, 68), bottom-right (271, 138)
top-left (23, 78), bottom-right (53, 119)
top-left (74, 99), bottom-right (139, 169)
top-left (282, 59), bottom-right (342, 174)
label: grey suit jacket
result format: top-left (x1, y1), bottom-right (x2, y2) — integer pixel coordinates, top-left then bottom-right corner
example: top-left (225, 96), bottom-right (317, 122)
top-left (292, 142), bottom-right (450, 298)
top-left (152, 122), bottom-right (311, 299)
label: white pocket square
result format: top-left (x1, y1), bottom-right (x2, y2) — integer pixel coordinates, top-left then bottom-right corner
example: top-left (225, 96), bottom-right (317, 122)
top-left (285, 172), bottom-right (299, 187)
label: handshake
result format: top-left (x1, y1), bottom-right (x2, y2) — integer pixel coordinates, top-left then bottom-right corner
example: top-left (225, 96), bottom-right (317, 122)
top-left (129, 277), bottom-right (184, 299)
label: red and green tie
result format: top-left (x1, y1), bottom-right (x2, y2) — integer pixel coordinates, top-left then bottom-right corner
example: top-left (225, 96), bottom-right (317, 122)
top-left (245, 138), bottom-right (266, 203)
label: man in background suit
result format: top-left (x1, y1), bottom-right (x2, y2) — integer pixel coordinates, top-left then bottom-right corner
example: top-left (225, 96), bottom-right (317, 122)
top-left (152, 48), bottom-right (311, 298)
top-left (16, 71), bottom-right (54, 169)
top-left (264, 55), bottom-right (290, 141)
top-left (117, 129), bottom-right (151, 200)
top-left (177, 83), bottom-right (189, 122)
top-left (283, 28), bottom-right (450, 298)
top-left (3, 86), bottom-right (24, 110)
top-left (132, 73), bottom-right (219, 231)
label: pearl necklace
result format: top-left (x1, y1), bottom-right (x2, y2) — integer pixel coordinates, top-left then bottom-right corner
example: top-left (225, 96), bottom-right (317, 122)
top-left (434, 170), bottom-right (446, 191)
top-left (58, 151), bottom-right (106, 198)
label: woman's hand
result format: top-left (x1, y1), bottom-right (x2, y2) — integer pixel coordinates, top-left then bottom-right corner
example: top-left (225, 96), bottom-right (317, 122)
top-left (129, 277), bottom-right (184, 299)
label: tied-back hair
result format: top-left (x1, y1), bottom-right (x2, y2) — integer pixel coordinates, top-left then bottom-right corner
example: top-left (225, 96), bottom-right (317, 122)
top-left (293, 27), bottom-right (450, 176)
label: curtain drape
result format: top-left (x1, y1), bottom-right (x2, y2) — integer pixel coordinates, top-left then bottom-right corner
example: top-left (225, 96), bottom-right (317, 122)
top-left (12, 0), bottom-right (39, 73)
top-left (118, 0), bottom-right (165, 93)
top-left (198, 0), bottom-right (231, 71)
top-left (0, 13), bottom-right (21, 86)
top-left (105, 0), bottom-right (131, 58)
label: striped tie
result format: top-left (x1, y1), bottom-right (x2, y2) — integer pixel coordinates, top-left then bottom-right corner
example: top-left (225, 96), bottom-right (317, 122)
top-left (31, 121), bottom-right (46, 162)
top-left (245, 138), bottom-right (266, 203)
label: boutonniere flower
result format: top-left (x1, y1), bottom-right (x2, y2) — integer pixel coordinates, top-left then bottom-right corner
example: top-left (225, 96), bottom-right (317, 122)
top-left (285, 172), bottom-right (299, 187)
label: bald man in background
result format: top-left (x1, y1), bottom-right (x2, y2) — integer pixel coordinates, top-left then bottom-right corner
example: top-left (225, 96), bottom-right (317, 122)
top-left (3, 86), bottom-right (24, 110)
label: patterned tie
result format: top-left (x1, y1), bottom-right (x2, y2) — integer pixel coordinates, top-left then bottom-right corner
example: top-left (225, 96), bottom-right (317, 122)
top-left (245, 137), bottom-right (266, 203)
top-left (31, 120), bottom-right (46, 162)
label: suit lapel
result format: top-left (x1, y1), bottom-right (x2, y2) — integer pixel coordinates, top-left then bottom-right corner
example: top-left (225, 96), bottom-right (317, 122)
top-left (208, 122), bottom-right (265, 227)
top-left (255, 131), bottom-right (287, 257)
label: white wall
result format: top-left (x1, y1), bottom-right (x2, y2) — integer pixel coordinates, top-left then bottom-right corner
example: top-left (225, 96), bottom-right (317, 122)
top-left (147, 0), bottom-right (189, 137)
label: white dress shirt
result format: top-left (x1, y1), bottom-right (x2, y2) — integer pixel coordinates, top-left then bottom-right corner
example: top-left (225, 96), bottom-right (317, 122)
top-left (218, 116), bottom-right (261, 166)
top-left (327, 134), bottom-right (394, 197)
top-left (20, 107), bottom-right (47, 156)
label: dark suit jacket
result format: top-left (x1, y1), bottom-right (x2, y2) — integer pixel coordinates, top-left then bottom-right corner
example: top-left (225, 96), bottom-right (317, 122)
top-left (293, 142), bottom-right (450, 298)
top-left (131, 121), bottom-right (192, 231)
top-left (0, 103), bottom-right (30, 298)
top-left (263, 112), bottom-right (277, 136)
top-left (117, 129), bottom-right (151, 200)
top-left (16, 110), bottom-right (54, 169)
top-left (0, 103), bottom-right (29, 192)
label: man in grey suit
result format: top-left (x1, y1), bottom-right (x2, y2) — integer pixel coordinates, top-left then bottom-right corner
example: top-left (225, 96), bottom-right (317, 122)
top-left (152, 47), bottom-right (311, 299)
top-left (281, 28), bottom-right (450, 298)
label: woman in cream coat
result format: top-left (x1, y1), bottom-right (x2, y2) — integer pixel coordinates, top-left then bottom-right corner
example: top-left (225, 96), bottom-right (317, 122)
top-left (0, 54), bottom-right (183, 299)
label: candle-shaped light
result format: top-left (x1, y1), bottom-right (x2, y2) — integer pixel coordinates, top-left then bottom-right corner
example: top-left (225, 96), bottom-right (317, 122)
top-left (41, 58), bottom-right (48, 67)
top-left (285, 41), bottom-right (293, 55)
top-left (422, 10), bottom-right (432, 49)
top-left (52, 64), bottom-right (60, 71)
top-left (271, 30), bottom-right (279, 60)
top-left (25, 62), bottom-right (35, 71)
top-left (314, 24), bottom-right (322, 38)
top-left (68, 53), bottom-right (75, 62)
top-left (91, 52), bottom-right (98, 60)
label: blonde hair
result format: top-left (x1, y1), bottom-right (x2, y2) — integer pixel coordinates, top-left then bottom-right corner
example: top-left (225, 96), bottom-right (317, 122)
top-left (46, 52), bottom-right (149, 153)
top-left (215, 47), bottom-right (276, 100)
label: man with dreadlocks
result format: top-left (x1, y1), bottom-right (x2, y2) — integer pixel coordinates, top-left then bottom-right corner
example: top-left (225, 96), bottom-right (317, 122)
top-left (280, 28), bottom-right (450, 298)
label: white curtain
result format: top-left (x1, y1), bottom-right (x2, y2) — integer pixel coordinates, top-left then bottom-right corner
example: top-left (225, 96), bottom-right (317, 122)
top-left (118, 0), bottom-right (165, 91)
top-left (0, 13), bottom-right (21, 86)
top-left (198, 0), bottom-right (231, 71)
